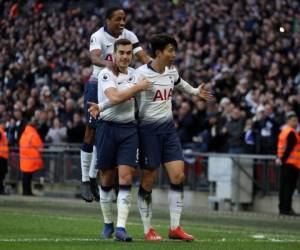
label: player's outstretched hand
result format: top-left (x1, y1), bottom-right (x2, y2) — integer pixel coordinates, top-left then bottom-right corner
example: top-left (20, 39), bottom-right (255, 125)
top-left (88, 102), bottom-right (102, 119)
top-left (137, 78), bottom-right (152, 91)
top-left (198, 83), bottom-right (215, 102)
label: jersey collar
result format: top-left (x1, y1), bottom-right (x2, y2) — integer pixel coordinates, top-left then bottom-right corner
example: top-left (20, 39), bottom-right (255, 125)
top-left (147, 61), bottom-right (166, 74)
top-left (104, 25), bottom-right (122, 38)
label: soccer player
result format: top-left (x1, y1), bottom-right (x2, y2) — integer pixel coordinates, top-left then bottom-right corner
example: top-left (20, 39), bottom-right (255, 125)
top-left (135, 34), bottom-right (214, 241)
top-left (81, 6), bottom-right (150, 202)
top-left (90, 39), bottom-right (151, 241)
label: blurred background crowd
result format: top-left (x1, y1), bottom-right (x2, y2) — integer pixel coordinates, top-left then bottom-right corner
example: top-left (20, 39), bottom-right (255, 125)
top-left (1, 0), bottom-right (300, 154)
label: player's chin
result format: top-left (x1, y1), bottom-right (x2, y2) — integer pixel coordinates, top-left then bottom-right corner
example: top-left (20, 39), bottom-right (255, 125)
top-left (120, 61), bottom-right (130, 67)
top-left (168, 61), bottom-right (175, 67)
top-left (118, 27), bottom-right (124, 34)
top-left (169, 59), bottom-right (175, 64)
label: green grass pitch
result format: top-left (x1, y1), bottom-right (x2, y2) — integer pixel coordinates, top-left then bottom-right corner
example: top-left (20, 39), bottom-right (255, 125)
top-left (0, 195), bottom-right (300, 250)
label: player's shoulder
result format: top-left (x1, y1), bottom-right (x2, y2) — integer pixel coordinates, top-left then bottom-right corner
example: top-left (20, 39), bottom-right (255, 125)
top-left (166, 65), bottom-right (179, 78)
top-left (91, 27), bottom-right (104, 38)
top-left (98, 68), bottom-right (115, 81)
top-left (123, 28), bottom-right (136, 36)
top-left (128, 67), bottom-right (136, 75)
top-left (133, 65), bottom-right (148, 80)
top-left (122, 28), bottom-right (138, 40)
top-left (136, 64), bottom-right (148, 73)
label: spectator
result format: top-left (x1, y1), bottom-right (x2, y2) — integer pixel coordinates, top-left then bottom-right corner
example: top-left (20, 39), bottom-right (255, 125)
top-left (176, 101), bottom-right (196, 146)
top-left (223, 107), bottom-right (245, 154)
top-left (12, 107), bottom-right (26, 146)
top-left (45, 117), bottom-right (67, 146)
top-left (205, 112), bottom-right (227, 153)
top-left (35, 110), bottom-right (50, 141)
top-left (67, 112), bottom-right (85, 143)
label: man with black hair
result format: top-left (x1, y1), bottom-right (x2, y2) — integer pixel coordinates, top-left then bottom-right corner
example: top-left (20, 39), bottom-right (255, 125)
top-left (134, 34), bottom-right (213, 241)
top-left (81, 6), bottom-right (150, 202)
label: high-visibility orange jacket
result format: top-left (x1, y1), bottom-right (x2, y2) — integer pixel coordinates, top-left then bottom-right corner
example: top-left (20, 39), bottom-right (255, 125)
top-left (0, 126), bottom-right (8, 159)
top-left (277, 126), bottom-right (300, 169)
top-left (19, 125), bottom-right (44, 173)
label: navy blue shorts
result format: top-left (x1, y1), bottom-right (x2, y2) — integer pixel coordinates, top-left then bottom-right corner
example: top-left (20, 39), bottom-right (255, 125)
top-left (84, 77), bottom-right (98, 128)
top-left (139, 130), bottom-right (184, 169)
top-left (96, 121), bottom-right (139, 170)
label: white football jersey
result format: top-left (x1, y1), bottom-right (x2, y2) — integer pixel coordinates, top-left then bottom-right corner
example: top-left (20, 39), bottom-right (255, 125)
top-left (98, 67), bottom-right (137, 123)
top-left (90, 27), bottom-right (142, 78)
top-left (135, 63), bottom-right (180, 125)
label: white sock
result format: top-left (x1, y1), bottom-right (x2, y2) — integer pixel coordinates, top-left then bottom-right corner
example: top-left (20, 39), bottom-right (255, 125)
top-left (138, 191), bottom-right (152, 234)
top-left (117, 188), bottom-right (132, 228)
top-left (168, 189), bottom-right (183, 230)
top-left (99, 186), bottom-right (114, 224)
top-left (80, 150), bottom-right (92, 182)
top-left (89, 146), bottom-right (98, 179)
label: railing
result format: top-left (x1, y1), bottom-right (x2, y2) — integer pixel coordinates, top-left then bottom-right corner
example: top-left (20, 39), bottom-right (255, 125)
top-left (7, 144), bottom-right (289, 196)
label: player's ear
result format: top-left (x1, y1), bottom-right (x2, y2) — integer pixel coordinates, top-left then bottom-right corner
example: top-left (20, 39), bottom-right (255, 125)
top-left (155, 50), bottom-right (161, 58)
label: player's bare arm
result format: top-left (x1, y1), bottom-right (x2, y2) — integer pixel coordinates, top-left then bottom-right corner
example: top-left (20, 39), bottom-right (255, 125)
top-left (104, 78), bottom-right (151, 105)
top-left (90, 49), bottom-right (113, 68)
top-left (88, 77), bottom-right (151, 119)
top-left (135, 50), bottom-right (151, 64)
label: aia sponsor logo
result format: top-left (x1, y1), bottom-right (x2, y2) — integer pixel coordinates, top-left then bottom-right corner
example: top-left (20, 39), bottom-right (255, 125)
top-left (153, 88), bottom-right (173, 101)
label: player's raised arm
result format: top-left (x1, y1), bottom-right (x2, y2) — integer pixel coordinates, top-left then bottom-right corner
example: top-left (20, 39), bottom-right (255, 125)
top-left (174, 76), bottom-right (214, 102)
top-left (135, 50), bottom-right (151, 64)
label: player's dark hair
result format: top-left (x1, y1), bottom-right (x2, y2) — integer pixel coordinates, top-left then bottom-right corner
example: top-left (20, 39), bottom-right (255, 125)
top-left (149, 34), bottom-right (178, 58)
top-left (114, 39), bottom-right (132, 52)
top-left (105, 6), bottom-right (124, 19)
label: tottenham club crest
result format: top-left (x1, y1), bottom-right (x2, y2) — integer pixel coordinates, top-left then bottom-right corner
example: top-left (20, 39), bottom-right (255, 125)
top-left (90, 37), bottom-right (96, 45)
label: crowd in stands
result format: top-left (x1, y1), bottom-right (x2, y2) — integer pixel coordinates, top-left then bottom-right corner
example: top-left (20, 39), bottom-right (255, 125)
top-left (1, 0), bottom-right (300, 155)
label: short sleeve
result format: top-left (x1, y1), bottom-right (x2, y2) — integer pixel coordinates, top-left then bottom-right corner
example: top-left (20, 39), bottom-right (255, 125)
top-left (89, 34), bottom-right (101, 51)
top-left (98, 70), bottom-right (116, 92)
top-left (171, 66), bottom-right (180, 85)
top-left (134, 70), bottom-right (143, 83)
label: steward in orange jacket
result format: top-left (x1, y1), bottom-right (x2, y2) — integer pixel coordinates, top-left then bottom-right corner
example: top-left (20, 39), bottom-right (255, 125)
top-left (276, 111), bottom-right (300, 215)
top-left (19, 124), bottom-right (44, 195)
top-left (20, 125), bottom-right (44, 173)
top-left (0, 124), bottom-right (9, 194)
